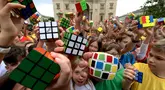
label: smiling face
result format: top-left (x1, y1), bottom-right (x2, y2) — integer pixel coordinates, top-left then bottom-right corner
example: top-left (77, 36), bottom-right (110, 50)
top-left (89, 41), bottom-right (99, 52)
top-left (72, 66), bottom-right (88, 86)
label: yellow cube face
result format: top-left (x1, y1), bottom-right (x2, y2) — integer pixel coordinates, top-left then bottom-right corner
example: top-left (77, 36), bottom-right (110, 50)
top-left (111, 65), bottom-right (117, 73)
top-left (108, 73), bottom-right (115, 80)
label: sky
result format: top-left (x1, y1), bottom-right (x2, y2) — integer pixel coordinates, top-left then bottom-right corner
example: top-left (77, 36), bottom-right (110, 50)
top-left (33, 0), bottom-right (147, 17)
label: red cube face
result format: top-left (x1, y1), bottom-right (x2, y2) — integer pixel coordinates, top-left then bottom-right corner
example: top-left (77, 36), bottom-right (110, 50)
top-left (75, 3), bottom-right (82, 12)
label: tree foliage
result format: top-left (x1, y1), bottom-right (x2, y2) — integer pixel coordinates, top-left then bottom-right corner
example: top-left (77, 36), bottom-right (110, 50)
top-left (142, 0), bottom-right (165, 18)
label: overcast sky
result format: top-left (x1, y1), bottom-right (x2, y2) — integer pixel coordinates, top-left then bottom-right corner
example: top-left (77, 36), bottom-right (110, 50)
top-left (33, 0), bottom-right (147, 17)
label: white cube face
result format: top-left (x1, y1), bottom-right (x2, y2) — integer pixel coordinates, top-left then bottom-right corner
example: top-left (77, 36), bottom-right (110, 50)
top-left (77, 36), bottom-right (83, 43)
top-left (68, 41), bottom-right (74, 47)
top-left (40, 34), bottom-right (46, 39)
top-left (52, 22), bottom-right (57, 26)
top-left (39, 28), bottom-right (45, 33)
top-left (47, 34), bottom-right (52, 39)
top-left (53, 33), bottom-right (58, 38)
top-left (46, 22), bottom-right (51, 26)
top-left (78, 50), bottom-right (83, 56)
top-left (39, 22), bottom-right (45, 27)
top-left (66, 48), bottom-right (72, 54)
top-left (46, 28), bottom-right (51, 33)
top-left (53, 28), bottom-right (58, 32)
top-left (83, 39), bottom-right (87, 44)
top-left (71, 34), bottom-right (77, 41)
top-left (72, 49), bottom-right (78, 55)
top-left (75, 43), bottom-right (80, 49)
top-left (80, 44), bottom-right (85, 50)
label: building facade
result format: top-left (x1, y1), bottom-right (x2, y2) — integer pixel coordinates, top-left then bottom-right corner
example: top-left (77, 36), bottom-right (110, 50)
top-left (52, 0), bottom-right (117, 23)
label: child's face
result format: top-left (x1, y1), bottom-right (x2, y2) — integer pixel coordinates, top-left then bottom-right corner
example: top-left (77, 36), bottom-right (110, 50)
top-left (120, 35), bottom-right (131, 49)
top-left (106, 48), bottom-right (120, 59)
top-left (102, 39), bottom-right (106, 46)
top-left (89, 41), bottom-right (98, 52)
top-left (147, 48), bottom-right (165, 74)
top-left (72, 66), bottom-right (88, 86)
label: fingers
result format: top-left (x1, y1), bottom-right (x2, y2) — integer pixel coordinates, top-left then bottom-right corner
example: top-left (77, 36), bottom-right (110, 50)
top-left (78, 59), bottom-right (88, 68)
top-left (0, 0), bottom-right (7, 10)
top-left (0, 3), bottom-right (25, 15)
top-left (124, 63), bottom-right (136, 80)
top-left (82, 52), bottom-right (93, 61)
top-left (55, 39), bottom-right (64, 47)
top-left (54, 47), bottom-right (64, 53)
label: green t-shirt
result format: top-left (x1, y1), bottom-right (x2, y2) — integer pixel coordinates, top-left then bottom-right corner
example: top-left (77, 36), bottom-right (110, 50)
top-left (95, 68), bottom-right (124, 90)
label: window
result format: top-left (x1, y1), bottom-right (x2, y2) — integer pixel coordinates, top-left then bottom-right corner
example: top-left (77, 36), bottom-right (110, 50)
top-left (65, 4), bottom-right (69, 10)
top-left (100, 13), bottom-right (104, 21)
top-left (100, 3), bottom-right (104, 9)
top-left (110, 3), bottom-right (114, 9)
top-left (56, 3), bottom-right (60, 9)
top-left (109, 12), bottom-right (113, 16)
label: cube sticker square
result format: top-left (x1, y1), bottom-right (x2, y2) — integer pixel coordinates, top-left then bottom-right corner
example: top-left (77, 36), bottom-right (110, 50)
top-left (9, 48), bottom-right (61, 90)
top-left (63, 32), bottom-right (88, 56)
top-left (39, 22), bottom-right (59, 40)
top-left (75, 0), bottom-right (87, 12)
top-left (60, 18), bottom-right (70, 28)
top-left (89, 52), bottom-right (119, 80)
top-left (135, 70), bottom-right (143, 83)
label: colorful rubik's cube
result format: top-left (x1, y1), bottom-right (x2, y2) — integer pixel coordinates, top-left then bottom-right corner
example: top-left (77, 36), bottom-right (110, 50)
top-left (60, 18), bottom-right (70, 29)
top-left (63, 32), bottom-right (88, 56)
top-left (8, 0), bottom-right (37, 20)
top-left (138, 15), bottom-right (155, 28)
top-left (157, 18), bottom-right (165, 25)
top-left (128, 13), bottom-right (135, 20)
top-left (39, 22), bottom-right (59, 40)
top-left (9, 48), bottom-right (60, 90)
top-left (134, 70), bottom-right (143, 83)
top-left (30, 12), bottom-right (41, 25)
top-left (66, 26), bottom-right (75, 33)
top-left (88, 52), bottom-right (119, 80)
top-left (75, 0), bottom-right (87, 12)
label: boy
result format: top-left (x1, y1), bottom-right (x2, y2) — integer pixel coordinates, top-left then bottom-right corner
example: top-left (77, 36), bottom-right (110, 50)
top-left (123, 39), bottom-right (165, 90)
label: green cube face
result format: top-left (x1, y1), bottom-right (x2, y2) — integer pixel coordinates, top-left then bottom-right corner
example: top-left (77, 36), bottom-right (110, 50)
top-left (10, 69), bottom-right (26, 82)
top-left (30, 66), bottom-right (45, 78)
top-left (95, 70), bottom-right (101, 77)
top-left (41, 71), bottom-right (54, 83)
top-left (49, 63), bottom-right (60, 74)
top-left (104, 64), bottom-right (111, 72)
top-left (32, 81), bottom-right (47, 90)
top-left (27, 50), bottom-right (42, 63)
top-left (21, 75), bottom-right (37, 88)
top-left (38, 57), bottom-right (53, 69)
top-left (18, 59), bottom-right (34, 73)
top-left (99, 54), bottom-right (105, 61)
top-left (80, 0), bottom-right (87, 11)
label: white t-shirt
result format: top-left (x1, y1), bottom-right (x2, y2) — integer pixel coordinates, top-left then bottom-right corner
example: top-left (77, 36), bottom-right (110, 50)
top-left (0, 61), bottom-right (7, 77)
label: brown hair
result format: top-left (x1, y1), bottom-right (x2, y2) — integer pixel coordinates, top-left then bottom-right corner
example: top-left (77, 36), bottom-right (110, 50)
top-left (102, 42), bottom-right (121, 55)
top-left (152, 39), bottom-right (165, 53)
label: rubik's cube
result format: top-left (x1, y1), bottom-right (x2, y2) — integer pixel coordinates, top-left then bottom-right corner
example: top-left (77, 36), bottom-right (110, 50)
top-left (89, 21), bottom-right (94, 26)
top-left (63, 32), bottom-right (88, 56)
top-left (98, 27), bottom-right (103, 32)
top-left (157, 18), bottom-right (165, 25)
top-left (9, 48), bottom-right (61, 90)
top-left (8, 0), bottom-right (37, 20)
top-left (128, 13), bottom-right (135, 20)
top-left (39, 22), bottom-right (59, 40)
top-left (138, 15), bottom-right (155, 28)
top-left (75, 0), bottom-right (87, 12)
top-left (30, 12), bottom-right (41, 25)
top-left (88, 52), bottom-right (119, 80)
top-left (134, 70), bottom-right (143, 83)
top-left (66, 26), bottom-right (75, 33)
top-left (60, 18), bottom-right (70, 29)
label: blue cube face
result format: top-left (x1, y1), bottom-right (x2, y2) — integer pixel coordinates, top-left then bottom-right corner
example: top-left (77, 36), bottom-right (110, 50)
top-left (96, 61), bottom-right (104, 70)
top-left (113, 58), bottom-right (118, 64)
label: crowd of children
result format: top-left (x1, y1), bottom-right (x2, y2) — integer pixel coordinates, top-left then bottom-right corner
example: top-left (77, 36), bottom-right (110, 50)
top-left (0, 0), bottom-right (165, 90)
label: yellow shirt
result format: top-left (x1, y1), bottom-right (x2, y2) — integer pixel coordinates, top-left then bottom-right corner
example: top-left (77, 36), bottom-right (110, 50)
top-left (131, 63), bottom-right (165, 90)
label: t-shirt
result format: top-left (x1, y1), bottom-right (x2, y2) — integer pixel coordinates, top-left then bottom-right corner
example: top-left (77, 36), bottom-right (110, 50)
top-left (120, 52), bottom-right (136, 67)
top-left (0, 61), bottom-right (7, 77)
top-left (95, 68), bottom-right (124, 90)
top-left (131, 63), bottom-right (165, 90)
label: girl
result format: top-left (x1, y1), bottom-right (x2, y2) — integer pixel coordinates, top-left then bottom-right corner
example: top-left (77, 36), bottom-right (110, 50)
top-left (70, 59), bottom-right (95, 90)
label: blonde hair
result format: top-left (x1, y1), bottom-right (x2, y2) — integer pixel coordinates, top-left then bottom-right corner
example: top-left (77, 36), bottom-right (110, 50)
top-left (152, 39), bottom-right (165, 53)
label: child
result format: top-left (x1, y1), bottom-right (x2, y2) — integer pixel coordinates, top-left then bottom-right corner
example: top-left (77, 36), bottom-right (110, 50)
top-left (70, 59), bottom-right (95, 90)
top-left (94, 42), bottom-right (124, 90)
top-left (123, 39), bottom-right (165, 90)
